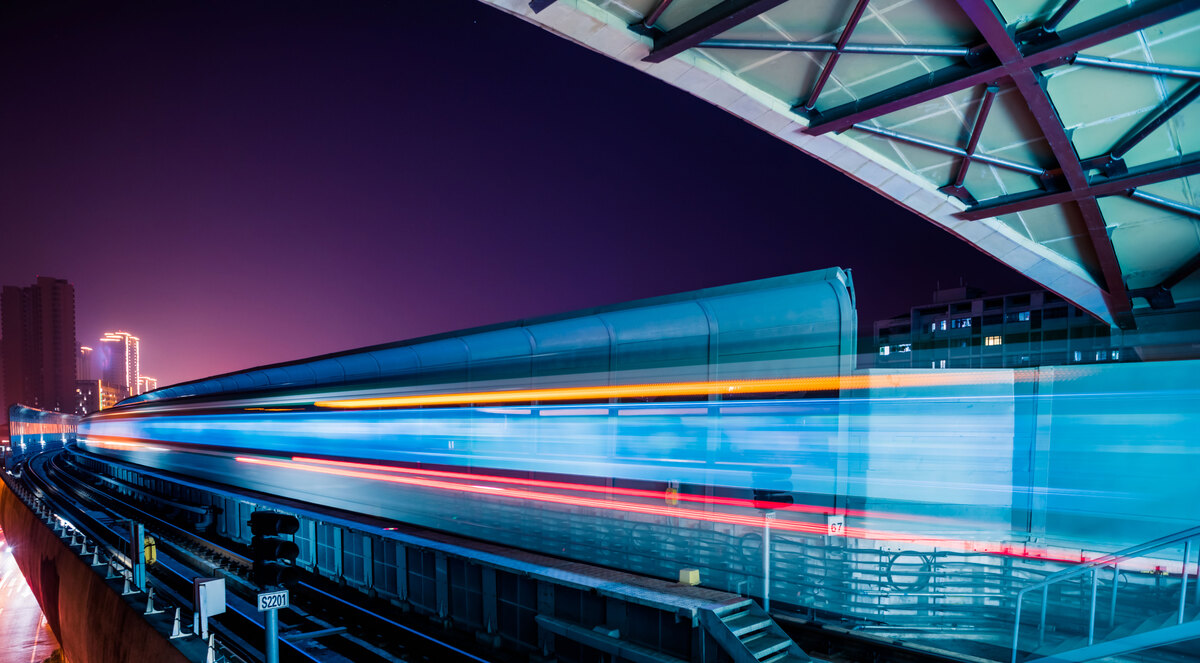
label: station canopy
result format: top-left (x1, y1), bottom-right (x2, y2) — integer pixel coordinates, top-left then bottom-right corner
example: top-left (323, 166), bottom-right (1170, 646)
top-left (482, 0), bottom-right (1200, 329)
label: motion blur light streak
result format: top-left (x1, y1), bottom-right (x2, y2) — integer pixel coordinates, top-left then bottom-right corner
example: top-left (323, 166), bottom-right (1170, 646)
top-left (287, 455), bottom-right (932, 523)
top-left (311, 370), bottom-right (1071, 409)
top-left (237, 455), bottom-right (1052, 552)
top-left (236, 455), bottom-right (833, 535)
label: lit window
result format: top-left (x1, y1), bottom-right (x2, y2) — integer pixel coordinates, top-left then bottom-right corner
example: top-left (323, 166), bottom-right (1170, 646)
top-left (985, 335), bottom-right (1002, 346)
top-left (940, 320), bottom-right (947, 331)
top-left (879, 345), bottom-right (891, 356)
top-left (1111, 350), bottom-right (1120, 360)
top-left (1096, 351), bottom-right (1105, 361)
top-left (897, 343), bottom-right (911, 353)
top-left (1018, 311), bottom-right (1030, 321)
top-left (1073, 351), bottom-right (1082, 362)
top-left (931, 322), bottom-right (937, 333)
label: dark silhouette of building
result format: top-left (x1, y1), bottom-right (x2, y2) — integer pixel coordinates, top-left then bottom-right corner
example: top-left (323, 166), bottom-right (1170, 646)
top-left (874, 286), bottom-right (1123, 369)
top-left (1, 277), bottom-right (78, 414)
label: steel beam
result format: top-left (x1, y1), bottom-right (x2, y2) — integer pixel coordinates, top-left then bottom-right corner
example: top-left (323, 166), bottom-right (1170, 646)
top-left (1160, 252), bottom-right (1200, 290)
top-left (947, 85), bottom-right (1000, 192)
top-left (852, 123), bottom-right (1047, 175)
top-left (1129, 250), bottom-right (1200, 309)
top-left (643, 0), bottom-right (791, 63)
top-left (642, 0), bottom-right (678, 29)
top-left (1072, 55), bottom-right (1200, 79)
top-left (1045, 0), bottom-right (1083, 32)
top-left (1106, 80), bottom-right (1200, 167)
top-left (956, 152), bottom-right (1200, 218)
top-left (802, 0), bottom-right (871, 110)
top-left (805, 0), bottom-right (1200, 134)
top-left (699, 39), bottom-right (972, 56)
top-left (1128, 189), bottom-right (1200, 219)
top-left (958, 0), bottom-right (1134, 327)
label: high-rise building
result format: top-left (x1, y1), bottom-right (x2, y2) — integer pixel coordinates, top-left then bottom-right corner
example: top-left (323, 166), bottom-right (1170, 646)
top-left (138, 375), bottom-right (157, 393)
top-left (100, 331), bottom-right (140, 395)
top-left (75, 379), bottom-right (127, 413)
top-left (0, 277), bottom-right (78, 414)
top-left (874, 286), bottom-right (1122, 369)
top-left (76, 379), bottom-right (100, 415)
top-left (77, 344), bottom-right (93, 380)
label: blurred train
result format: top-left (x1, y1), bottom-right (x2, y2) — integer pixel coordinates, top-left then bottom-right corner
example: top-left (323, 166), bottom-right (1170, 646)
top-left (75, 267), bottom-right (1200, 566)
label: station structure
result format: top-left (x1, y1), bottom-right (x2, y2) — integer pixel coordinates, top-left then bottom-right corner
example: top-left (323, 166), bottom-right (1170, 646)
top-left (2, 2), bottom-right (1200, 663)
top-left (486, 0), bottom-right (1200, 336)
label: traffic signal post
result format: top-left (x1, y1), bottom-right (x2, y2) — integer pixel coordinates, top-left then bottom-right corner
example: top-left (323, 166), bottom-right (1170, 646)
top-left (249, 511), bottom-right (300, 663)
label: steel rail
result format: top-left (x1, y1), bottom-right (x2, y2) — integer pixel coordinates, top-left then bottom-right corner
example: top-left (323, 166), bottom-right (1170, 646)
top-left (54, 449), bottom-right (496, 663)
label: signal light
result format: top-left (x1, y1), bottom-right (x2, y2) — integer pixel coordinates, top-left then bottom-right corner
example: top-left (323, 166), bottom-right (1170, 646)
top-left (249, 511), bottom-right (300, 587)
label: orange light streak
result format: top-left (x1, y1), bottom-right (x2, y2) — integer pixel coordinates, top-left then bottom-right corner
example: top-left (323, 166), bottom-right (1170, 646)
top-left (313, 371), bottom-right (1028, 409)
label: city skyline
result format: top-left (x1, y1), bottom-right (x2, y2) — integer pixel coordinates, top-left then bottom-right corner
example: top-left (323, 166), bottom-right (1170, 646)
top-left (0, 274), bottom-right (160, 416)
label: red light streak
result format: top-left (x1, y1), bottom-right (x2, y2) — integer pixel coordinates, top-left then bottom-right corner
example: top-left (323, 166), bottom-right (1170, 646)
top-left (240, 455), bottom-right (1125, 564)
top-left (288, 455), bottom-right (929, 523)
top-left (237, 455), bottom-right (831, 535)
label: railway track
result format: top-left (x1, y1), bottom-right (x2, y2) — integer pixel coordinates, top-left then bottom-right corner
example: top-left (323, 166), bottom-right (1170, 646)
top-left (21, 447), bottom-right (497, 663)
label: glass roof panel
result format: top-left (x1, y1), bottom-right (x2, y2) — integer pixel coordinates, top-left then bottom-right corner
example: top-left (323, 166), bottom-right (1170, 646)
top-left (1054, 0), bottom-right (1134, 32)
top-left (515, 0), bottom-right (1200, 326)
top-left (696, 49), bottom-right (819, 106)
top-left (1139, 173), bottom-right (1200, 205)
top-left (830, 54), bottom-right (958, 104)
top-left (993, 0), bottom-right (1054, 30)
top-left (1104, 195), bottom-right (1200, 289)
top-left (652, 0), bottom-right (724, 32)
top-left (729, 0), bottom-right (849, 41)
top-left (997, 213), bottom-right (1033, 240)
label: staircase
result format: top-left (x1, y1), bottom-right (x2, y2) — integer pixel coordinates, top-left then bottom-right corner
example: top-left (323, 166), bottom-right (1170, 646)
top-left (701, 599), bottom-right (812, 663)
top-left (1011, 525), bottom-right (1200, 663)
top-left (1025, 605), bottom-right (1200, 662)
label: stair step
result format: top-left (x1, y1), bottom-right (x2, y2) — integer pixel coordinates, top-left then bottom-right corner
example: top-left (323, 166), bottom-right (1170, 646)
top-left (713, 600), bottom-right (756, 617)
top-left (743, 631), bottom-right (791, 659)
top-left (724, 612), bottom-right (772, 638)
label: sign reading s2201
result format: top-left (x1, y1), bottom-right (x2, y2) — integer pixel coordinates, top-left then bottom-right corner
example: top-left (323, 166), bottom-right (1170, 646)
top-left (257, 589), bottom-right (290, 612)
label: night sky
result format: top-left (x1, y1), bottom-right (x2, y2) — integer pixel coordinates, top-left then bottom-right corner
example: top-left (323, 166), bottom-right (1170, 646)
top-left (0, 0), bottom-right (1033, 387)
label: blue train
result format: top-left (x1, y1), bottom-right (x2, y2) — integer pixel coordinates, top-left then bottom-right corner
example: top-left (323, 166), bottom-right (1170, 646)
top-left (75, 266), bottom-right (1200, 572)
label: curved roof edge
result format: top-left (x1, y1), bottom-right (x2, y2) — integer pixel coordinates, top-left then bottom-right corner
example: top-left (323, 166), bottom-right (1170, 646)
top-left (480, 0), bottom-right (1118, 326)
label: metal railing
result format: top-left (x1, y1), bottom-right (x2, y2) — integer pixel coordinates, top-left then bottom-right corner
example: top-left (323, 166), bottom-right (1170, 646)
top-left (1010, 524), bottom-right (1200, 663)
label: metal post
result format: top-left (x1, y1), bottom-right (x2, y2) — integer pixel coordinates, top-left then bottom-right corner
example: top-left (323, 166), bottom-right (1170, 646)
top-left (195, 583), bottom-right (209, 640)
top-left (265, 607), bottom-right (279, 663)
top-left (1088, 569), bottom-right (1098, 645)
top-left (1180, 540), bottom-right (1191, 625)
top-left (1195, 538), bottom-right (1200, 605)
top-left (1012, 592), bottom-right (1024, 663)
top-left (130, 521), bottom-right (146, 592)
top-left (1039, 585), bottom-right (1048, 646)
top-left (1110, 564), bottom-right (1119, 628)
top-left (763, 511), bottom-right (774, 613)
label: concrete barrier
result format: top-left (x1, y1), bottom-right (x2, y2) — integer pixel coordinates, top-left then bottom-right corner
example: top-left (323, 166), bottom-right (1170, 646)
top-left (0, 480), bottom-right (190, 663)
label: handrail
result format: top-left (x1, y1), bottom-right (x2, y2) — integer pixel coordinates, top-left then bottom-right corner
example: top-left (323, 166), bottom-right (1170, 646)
top-left (1011, 524), bottom-right (1200, 663)
top-left (1018, 524), bottom-right (1200, 598)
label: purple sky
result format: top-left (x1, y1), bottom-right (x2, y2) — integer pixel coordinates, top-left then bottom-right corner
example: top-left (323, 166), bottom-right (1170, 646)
top-left (0, 1), bottom-right (1033, 387)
